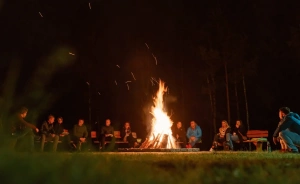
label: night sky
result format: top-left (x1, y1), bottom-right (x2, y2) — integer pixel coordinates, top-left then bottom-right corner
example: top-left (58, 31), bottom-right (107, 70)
top-left (1, 0), bottom-right (300, 149)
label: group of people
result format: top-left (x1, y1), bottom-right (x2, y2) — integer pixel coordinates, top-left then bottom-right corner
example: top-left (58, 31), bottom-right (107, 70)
top-left (9, 107), bottom-right (89, 152)
top-left (209, 120), bottom-right (247, 151)
top-left (7, 106), bottom-right (300, 153)
top-left (8, 107), bottom-right (140, 152)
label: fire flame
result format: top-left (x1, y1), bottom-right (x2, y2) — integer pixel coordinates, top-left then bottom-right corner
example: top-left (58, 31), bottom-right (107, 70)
top-left (149, 80), bottom-right (175, 148)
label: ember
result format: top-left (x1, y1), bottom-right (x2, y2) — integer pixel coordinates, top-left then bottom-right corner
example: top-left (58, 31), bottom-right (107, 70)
top-left (140, 80), bottom-right (176, 149)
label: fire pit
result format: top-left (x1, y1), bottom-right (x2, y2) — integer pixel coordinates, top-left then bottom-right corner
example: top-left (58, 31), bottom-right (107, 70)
top-left (118, 80), bottom-right (200, 152)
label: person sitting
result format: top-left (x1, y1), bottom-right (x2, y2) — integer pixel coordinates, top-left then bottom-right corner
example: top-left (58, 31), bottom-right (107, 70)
top-left (186, 121), bottom-right (202, 148)
top-left (210, 120), bottom-right (233, 151)
top-left (99, 119), bottom-right (115, 151)
top-left (40, 115), bottom-right (59, 152)
top-left (273, 107), bottom-right (300, 153)
top-left (73, 119), bottom-right (88, 151)
top-left (121, 122), bottom-right (138, 148)
top-left (231, 120), bottom-right (247, 150)
top-left (172, 121), bottom-right (187, 147)
top-left (54, 116), bottom-right (73, 151)
top-left (10, 107), bottom-right (39, 152)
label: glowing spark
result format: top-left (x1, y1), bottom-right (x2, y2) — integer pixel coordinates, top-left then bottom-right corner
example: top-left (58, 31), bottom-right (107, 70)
top-left (98, 92), bottom-right (101, 95)
top-left (151, 53), bottom-right (157, 65)
top-left (127, 83), bottom-right (130, 90)
top-left (131, 72), bottom-right (136, 80)
top-left (145, 43), bottom-right (149, 49)
top-left (116, 65), bottom-right (120, 68)
top-left (69, 52), bottom-right (75, 55)
top-left (115, 80), bottom-right (117, 85)
top-left (86, 82), bottom-right (90, 86)
top-left (151, 77), bottom-right (158, 84)
top-left (150, 79), bottom-right (154, 86)
top-left (39, 12), bottom-right (43, 18)
top-left (125, 81), bottom-right (132, 83)
top-left (89, 2), bottom-right (91, 9)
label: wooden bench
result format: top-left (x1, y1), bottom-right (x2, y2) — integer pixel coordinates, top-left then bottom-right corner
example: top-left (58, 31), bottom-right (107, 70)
top-left (243, 130), bottom-right (268, 151)
top-left (91, 131), bottom-right (137, 146)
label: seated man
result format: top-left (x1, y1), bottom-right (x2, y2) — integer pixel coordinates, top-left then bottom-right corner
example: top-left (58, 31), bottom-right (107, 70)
top-left (121, 122), bottom-right (138, 148)
top-left (73, 119), bottom-right (88, 151)
top-left (99, 119), bottom-right (115, 150)
top-left (54, 117), bottom-right (73, 151)
top-left (40, 115), bottom-right (59, 152)
top-left (210, 120), bottom-right (233, 151)
top-left (186, 121), bottom-right (202, 147)
top-left (10, 107), bottom-right (39, 152)
top-left (273, 107), bottom-right (300, 153)
top-left (172, 121), bottom-right (187, 147)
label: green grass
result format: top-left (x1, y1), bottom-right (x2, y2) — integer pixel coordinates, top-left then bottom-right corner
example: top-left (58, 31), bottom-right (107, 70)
top-left (0, 151), bottom-right (299, 184)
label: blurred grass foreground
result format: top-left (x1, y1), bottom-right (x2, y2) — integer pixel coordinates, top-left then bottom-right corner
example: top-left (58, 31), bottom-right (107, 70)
top-left (0, 152), bottom-right (300, 184)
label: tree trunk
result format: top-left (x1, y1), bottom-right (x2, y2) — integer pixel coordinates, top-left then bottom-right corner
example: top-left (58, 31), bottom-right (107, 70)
top-left (224, 61), bottom-right (231, 123)
top-left (242, 74), bottom-right (250, 130)
top-left (234, 72), bottom-right (240, 119)
top-left (207, 75), bottom-right (216, 133)
top-left (211, 75), bottom-right (217, 134)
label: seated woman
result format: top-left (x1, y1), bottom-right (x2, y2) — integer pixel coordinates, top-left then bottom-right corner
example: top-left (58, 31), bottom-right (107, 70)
top-left (231, 120), bottom-right (247, 143)
top-left (121, 122), bottom-right (138, 148)
top-left (210, 120), bottom-right (233, 151)
top-left (172, 121), bottom-right (187, 147)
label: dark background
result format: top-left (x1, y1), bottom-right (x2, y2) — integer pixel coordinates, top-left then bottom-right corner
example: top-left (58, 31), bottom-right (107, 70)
top-left (1, 0), bottom-right (300, 150)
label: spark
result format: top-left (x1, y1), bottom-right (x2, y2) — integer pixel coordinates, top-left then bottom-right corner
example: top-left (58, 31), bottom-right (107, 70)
top-left (125, 81), bottom-right (132, 83)
top-left (86, 82), bottom-right (90, 86)
top-left (145, 43), bottom-right (149, 49)
top-left (152, 53), bottom-right (157, 65)
top-left (115, 80), bottom-right (117, 85)
top-left (69, 52), bottom-right (75, 55)
top-left (150, 79), bottom-right (154, 86)
top-left (151, 77), bottom-right (158, 84)
top-left (116, 65), bottom-right (120, 68)
top-left (127, 83), bottom-right (130, 90)
top-left (89, 2), bottom-right (91, 9)
top-left (39, 12), bottom-right (43, 18)
top-left (131, 72), bottom-right (136, 80)
top-left (98, 92), bottom-right (101, 95)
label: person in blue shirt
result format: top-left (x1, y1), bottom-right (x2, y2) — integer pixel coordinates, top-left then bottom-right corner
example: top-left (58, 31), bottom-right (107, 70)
top-left (186, 121), bottom-right (202, 147)
top-left (273, 107), bottom-right (300, 153)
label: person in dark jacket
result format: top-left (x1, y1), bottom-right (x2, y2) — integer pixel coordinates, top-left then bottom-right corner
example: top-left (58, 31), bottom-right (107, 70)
top-left (40, 115), bottom-right (59, 152)
top-left (54, 117), bottom-right (72, 150)
top-left (10, 107), bottom-right (39, 152)
top-left (73, 119), bottom-right (88, 151)
top-left (231, 120), bottom-right (247, 143)
top-left (273, 107), bottom-right (300, 153)
top-left (121, 122), bottom-right (138, 148)
top-left (172, 121), bottom-right (187, 147)
top-left (99, 119), bottom-right (115, 150)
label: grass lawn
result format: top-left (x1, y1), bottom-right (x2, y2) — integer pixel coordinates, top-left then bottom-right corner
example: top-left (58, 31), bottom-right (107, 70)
top-left (0, 151), bottom-right (299, 184)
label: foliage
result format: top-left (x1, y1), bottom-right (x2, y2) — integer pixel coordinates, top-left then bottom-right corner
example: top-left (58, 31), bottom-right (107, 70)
top-left (0, 152), bottom-right (300, 183)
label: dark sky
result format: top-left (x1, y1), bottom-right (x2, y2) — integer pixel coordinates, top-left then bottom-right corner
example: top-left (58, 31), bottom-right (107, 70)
top-left (1, 0), bottom-right (300, 149)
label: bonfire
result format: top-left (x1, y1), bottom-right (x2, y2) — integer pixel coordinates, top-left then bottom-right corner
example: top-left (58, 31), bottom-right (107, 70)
top-left (139, 80), bottom-right (176, 148)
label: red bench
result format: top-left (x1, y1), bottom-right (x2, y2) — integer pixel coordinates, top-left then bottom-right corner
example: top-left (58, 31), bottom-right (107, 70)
top-left (243, 130), bottom-right (269, 151)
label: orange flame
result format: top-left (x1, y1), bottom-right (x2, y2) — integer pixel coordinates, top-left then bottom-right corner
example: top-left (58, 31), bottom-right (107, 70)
top-left (150, 80), bottom-right (175, 148)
